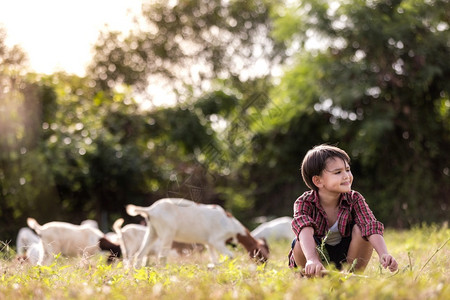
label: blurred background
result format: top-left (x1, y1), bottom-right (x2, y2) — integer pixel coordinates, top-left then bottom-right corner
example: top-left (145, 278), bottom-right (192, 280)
top-left (1, 0), bottom-right (449, 244)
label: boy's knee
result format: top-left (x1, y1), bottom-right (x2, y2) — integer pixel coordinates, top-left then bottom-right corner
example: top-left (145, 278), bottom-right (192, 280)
top-left (292, 238), bottom-right (307, 267)
top-left (351, 224), bottom-right (370, 244)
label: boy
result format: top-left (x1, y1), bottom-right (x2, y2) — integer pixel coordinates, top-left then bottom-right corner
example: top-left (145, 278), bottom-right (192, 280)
top-left (288, 144), bottom-right (398, 276)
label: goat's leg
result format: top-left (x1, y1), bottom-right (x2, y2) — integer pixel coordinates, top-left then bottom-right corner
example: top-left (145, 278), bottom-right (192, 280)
top-left (211, 241), bottom-right (235, 261)
top-left (124, 257), bottom-right (132, 269)
top-left (205, 244), bottom-right (219, 264)
top-left (39, 242), bottom-right (54, 266)
top-left (156, 235), bottom-right (175, 265)
top-left (134, 227), bottom-right (158, 268)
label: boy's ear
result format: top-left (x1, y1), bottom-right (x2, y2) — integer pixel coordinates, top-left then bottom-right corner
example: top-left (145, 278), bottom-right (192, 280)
top-left (312, 175), bottom-right (322, 188)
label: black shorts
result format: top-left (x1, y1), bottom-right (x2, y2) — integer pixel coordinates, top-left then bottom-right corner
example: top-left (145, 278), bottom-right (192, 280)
top-left (290, 235), bottom-right (352, 270)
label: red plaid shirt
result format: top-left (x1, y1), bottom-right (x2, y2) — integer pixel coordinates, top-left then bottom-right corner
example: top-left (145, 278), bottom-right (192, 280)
top-left (288, 190), bottom-right (384, 268)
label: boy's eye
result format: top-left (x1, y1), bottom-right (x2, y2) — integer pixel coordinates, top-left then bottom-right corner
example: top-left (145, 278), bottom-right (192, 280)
top-left (334, 169), bottom-right (350, 174)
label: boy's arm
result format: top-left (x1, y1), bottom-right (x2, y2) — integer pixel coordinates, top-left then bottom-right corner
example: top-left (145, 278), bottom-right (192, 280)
top-left (299, 227), bottom-right (325, 276)
top-left (368, 234), bottom-right (398, 272)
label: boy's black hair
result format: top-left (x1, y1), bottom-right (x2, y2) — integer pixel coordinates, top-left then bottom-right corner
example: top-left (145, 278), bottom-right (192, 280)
top-left (301, 144), bottom-right (350, 191)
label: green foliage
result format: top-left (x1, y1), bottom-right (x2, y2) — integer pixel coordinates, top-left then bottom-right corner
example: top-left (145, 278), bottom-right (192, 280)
top-left (0, 37), bottom-right (63, 238)
top-left (194, 91), bottom-right (239, 117)
top-left (87, 0), bottom-right (286, 99)
top-left (264, 0), bottom-right (450, 226)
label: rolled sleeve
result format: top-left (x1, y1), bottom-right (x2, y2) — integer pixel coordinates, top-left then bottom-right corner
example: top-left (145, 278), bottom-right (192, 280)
top-left (292, 193), bottom-right (318, 238)
top-left (292, 215), bottom-right (317, 238)
top-left (351, 192), bottom-right (384, 238)
top-left (358, 220), bottom-right (384, 237)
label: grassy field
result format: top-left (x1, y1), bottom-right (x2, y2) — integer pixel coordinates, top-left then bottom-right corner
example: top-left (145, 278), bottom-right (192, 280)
top-left (0, 224), bottom-right (448, 299)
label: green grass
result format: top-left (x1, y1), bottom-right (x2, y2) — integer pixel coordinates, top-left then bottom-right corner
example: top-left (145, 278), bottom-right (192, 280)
top-left (0, 224), bottom-right (448, 299)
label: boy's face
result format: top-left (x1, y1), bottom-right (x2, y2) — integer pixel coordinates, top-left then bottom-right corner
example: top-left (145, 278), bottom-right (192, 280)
top-left (313, 157), bottom-right (353, 194)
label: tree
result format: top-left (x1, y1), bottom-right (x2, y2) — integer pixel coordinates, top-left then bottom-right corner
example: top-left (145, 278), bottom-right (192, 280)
top-left (87, 0), bottom-right (286, 102)
top-left (263, 0), bottom-right (450, 226)
top-left (85, 0), bottom-right (291, 220)
top-left (0, 27), bottom-right (63, 239)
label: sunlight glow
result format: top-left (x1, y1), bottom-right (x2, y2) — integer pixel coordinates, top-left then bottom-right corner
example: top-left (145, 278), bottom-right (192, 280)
top-left (0, 0), bottom-right (142, 76)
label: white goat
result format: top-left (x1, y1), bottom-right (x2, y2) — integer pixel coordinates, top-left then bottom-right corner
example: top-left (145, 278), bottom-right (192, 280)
top-left (112, 218), bottom-right (205, 267)
top-left (126, 198), bottom-right (269, 267)
top-left (16, 227), bottom-right (40, 256)
top-left (251, 216), bottom-right (294, 241)
top-left (26, 218), bottom-right (121, 265)
top-left (80, 219), bottom-right (119, 245)
top-left (16, 227), bottom-right (42, 264)
top-left (112, 218), bottom-right (159, 268)
top-left (80, 219), bottom-right (99, 228)
top-left (22, 242), bottom-right (42, 265)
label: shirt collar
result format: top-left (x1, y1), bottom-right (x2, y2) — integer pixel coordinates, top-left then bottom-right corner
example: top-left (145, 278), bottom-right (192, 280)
top-left (339, 193), bottom-right (352, 207)
top-left (307, 190), bottom-right (351, 208)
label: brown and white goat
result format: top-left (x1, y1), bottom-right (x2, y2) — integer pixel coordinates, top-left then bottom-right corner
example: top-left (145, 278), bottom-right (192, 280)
top-left (126, 198), bottom-right (269, 267)
top-left (26, 218), bottom-right (121, 265)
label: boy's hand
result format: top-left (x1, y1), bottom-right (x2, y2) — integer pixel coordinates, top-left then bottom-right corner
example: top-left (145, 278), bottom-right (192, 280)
top-left (380, 253), bottom-right (398, 272)
top-left (304, 259), bottom-right (325, 277)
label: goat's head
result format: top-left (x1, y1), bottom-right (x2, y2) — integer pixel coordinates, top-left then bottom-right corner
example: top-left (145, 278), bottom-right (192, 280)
top-left (16, 254), bottom-right (29, 264)
top-left (98, 237), bottom-right (122, 264)
top-left (250, 238), bottom-right (269, 264)
top-left (237, 232), bottom-right (270, 264)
